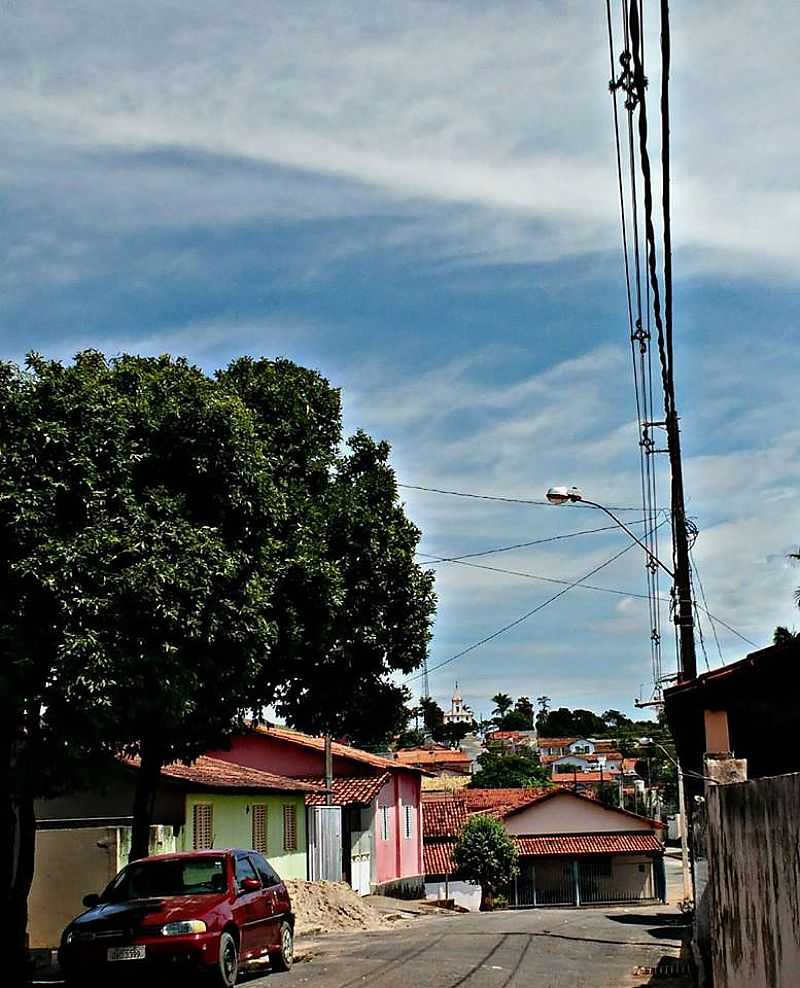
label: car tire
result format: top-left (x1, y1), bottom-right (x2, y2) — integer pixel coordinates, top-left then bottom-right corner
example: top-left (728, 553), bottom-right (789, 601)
top-left (269, 921), bottom-right (294, 972)
top-left (213, 931), bottom-right (239, 987)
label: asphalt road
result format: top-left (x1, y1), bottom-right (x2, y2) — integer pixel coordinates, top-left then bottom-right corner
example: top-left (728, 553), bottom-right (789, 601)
top-left (242, 903), bottom-right (690, 988)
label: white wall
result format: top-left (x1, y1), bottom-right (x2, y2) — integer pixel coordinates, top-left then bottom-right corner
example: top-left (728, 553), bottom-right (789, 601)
top-left (504, 792), bottom-right (654, 835)
top-left (425, 879), bottom-right (482, 912)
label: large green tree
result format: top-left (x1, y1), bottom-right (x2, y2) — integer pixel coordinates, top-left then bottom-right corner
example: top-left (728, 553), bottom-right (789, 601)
top-left (0, 352), bottom-right (435, 977)
top-left (453, 815), bottom-right (519, 911)
top-left (470, 746), bottom-right (551, 789)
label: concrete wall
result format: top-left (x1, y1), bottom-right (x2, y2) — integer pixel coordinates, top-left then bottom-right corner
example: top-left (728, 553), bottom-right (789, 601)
top-left (504, 792), bottom-right (654, 835)
top-left (425, 879), bottom-right (481, 911)
top-left (183, 792), bottom-right (307, 879)
top-left (29, 827), bottom-right (120, 949)
top-left (706, 772), bottom-right (800, 988)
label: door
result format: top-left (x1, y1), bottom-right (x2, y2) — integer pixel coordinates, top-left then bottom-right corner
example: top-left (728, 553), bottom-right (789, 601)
top-left (233, 854), bottom-right (269, 959)
top-left (250, 852), bottom-right (285, 952)
top-left (349, 807), bottom-right (372, 896)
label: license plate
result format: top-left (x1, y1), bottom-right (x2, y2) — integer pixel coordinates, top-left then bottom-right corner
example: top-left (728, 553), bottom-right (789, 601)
top-left (107, 945), bottom-right (146, 962)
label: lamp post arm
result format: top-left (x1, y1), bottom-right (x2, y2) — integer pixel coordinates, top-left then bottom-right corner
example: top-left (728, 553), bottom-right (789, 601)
top-left (572, 497), bottom-right (675, 579)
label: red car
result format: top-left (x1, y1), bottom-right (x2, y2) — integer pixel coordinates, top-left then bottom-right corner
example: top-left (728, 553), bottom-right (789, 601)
top-left (59, 848), bottom-right (294, 985)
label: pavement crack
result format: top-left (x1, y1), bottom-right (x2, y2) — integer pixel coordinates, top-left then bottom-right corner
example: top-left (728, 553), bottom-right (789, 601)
top-left (448, 934), bottom-right (509, 987)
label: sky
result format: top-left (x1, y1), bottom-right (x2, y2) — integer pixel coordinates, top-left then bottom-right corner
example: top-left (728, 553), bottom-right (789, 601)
top-left (2, 1), bottom-right (799, 721)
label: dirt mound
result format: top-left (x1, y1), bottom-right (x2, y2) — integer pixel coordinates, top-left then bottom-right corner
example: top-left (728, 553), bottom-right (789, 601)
top-left (285, 880), bottom-right (391, 937)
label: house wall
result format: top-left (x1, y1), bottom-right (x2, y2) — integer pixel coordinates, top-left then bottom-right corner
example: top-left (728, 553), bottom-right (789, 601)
top-left (425, 879), bottom-right (482, 911)
top-left (207, 734), bottom-right (373, 778)
top-left (706, 772), bottom-right (800, 988)
top-left (503, 793), bottom-right (654, 835)
top-left (29, 827), bottom-right (120, 949)
top-left (374, 773), bottom-right (422, 885)
top-left (182, 792), bottom-right (307, 880)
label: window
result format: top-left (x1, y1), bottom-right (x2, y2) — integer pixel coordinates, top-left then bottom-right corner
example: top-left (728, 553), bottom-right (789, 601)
top-left (403, 804), bottom-right (413, 840)
top-left (251, 804), bottom-right (268, 854)
top-left (192, 803), bottom-right (213, 850)
top-left (234, 855), bottom-right (259, 894)
top-left (283, 804), bottom-right (298, 852)
top-left (379, 805), bottom-right (390, 841)
top-left (251, 852), bottom-right (281, 888)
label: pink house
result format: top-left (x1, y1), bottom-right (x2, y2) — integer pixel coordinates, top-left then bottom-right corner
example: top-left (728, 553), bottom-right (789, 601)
top-left (208, 725), bottom-right (425, 897)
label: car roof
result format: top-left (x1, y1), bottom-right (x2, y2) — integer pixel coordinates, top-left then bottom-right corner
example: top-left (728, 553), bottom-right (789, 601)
top-left (129, 849), bottom-right (243, 863)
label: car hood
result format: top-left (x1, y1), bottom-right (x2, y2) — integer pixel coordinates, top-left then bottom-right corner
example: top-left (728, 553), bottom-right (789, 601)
top-left (71, 894), bottom-right (227, 930)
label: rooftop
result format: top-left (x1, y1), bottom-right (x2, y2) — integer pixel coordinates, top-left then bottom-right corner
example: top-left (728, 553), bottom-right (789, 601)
top-left (253, 723), bottom-right (425, 774)
top-left (125, 755), bottom-right (323, 795)
top-left (394, 748), bottom-right (472, 766)
top-left (422, 794), bottom-right (468, 837)
top-left (302, 773), bottom-right (390, 807)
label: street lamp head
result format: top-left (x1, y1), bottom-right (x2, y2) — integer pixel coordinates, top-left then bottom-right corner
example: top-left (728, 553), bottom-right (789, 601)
top-left (545, 485), bottom-right (583, 505)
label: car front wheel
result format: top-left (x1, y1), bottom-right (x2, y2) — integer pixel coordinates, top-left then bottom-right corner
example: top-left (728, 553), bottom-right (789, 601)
top-left (214, 931), bottom-right (239, 987)
top-left (269, 921), bottom-right (294, 972)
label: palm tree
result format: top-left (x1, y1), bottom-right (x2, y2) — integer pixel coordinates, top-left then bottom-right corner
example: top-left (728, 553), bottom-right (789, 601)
top-left (491, 693), bottom-right (513, 719)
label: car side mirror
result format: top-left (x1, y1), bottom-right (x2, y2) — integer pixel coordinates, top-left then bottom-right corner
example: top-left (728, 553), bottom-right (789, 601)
top-left (240, 877), bottom-right (261, 894)
top-left (82, 893), bottom-right (101, 908)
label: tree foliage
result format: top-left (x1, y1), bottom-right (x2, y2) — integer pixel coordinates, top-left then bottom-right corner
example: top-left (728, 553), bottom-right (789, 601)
top-left (0, 351), bottom-right (436, 971)
top-left (453, 815), bottom-right (519, 911)
top-left (471, 745), bottom-right (551, 789)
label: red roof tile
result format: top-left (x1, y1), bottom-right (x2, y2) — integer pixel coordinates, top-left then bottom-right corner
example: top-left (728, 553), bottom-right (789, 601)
top-left (422, 795), bottom-right (468, 837)
top-left (550, 771), bottom-right (620, 783)
top-left (394, 749), bottom-right (472, 765)
top-left (253, 724), bottom-right (425, 774)
top-left (125, 755), bottom-right (323, 794)
top-left (424, 840), bottom-right (457, 875)
top-left (536, 738), bottom-right (578, 748)
top-left (514, 832), bottom-right (663, 857)
top-left (462, 787), bottom-right (553, 817)
top-left (301, 774), bottom-right (390, 807)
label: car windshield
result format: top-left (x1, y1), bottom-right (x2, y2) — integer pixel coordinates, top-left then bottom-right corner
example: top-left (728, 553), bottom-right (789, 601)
top-left (103, 856), bottom-right (227, 901)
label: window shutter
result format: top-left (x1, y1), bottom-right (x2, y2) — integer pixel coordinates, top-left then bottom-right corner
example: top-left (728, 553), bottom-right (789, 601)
top-left (193, 803), bottom-right (213, 850)
top-left (283, 804), bottom-right (297, 852)
top-left (404, 804), bottom-right (413, 840)
top-left (252, 804), bottom-right (268, 854)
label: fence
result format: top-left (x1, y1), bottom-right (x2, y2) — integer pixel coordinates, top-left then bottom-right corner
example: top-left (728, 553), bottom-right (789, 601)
top-left (511, 856), bottom-right (657, 907)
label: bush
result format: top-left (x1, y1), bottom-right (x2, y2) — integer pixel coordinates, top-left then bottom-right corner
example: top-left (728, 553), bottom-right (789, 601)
top-left (452, 815), bottom-right (519, 911)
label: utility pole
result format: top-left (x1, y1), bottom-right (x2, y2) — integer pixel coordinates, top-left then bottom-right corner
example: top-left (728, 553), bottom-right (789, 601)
top-left (324, 734), bottom-right (333, 807)
top-left (665, 412), bottom-right (697, 681)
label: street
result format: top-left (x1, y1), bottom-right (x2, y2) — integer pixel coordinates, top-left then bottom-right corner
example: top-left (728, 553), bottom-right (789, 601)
top-left (251, 903), bottom-right (690, 988)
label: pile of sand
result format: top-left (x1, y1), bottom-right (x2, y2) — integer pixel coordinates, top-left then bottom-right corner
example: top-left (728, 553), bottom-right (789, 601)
top-left (285, 880), bottom-right (393, 937)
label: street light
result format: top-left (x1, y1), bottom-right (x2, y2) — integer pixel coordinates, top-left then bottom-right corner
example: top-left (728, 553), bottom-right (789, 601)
top-left (545, 486), bottom-right (675, 579)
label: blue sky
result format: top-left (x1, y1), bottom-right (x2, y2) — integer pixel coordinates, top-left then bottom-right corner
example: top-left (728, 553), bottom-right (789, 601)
top-left (3, 1), bottom-right (799, 721)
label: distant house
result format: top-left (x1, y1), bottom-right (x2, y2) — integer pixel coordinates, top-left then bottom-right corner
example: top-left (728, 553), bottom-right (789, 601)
top-left (207, 724), bottom-right (426, 897)
top-left (393, 747), bottom-right (473, 777)
top-left (423, 787), bottom-right (665, 910)
top-left (485, 730), bottom-right (537, 753)
top-left (31, 755), bottom-right (321, 951)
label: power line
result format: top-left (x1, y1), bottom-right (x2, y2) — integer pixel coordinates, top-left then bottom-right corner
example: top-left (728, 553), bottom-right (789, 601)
top-left (417, 519), bottom-right (653, 566)
top-left (408, 523), bottom-right (667, 684)
top-left (398, 483), bottom-right (643, 512)
top-left (417, 548), bottom-right (757, 651)
top-left (690, 550), bottom-right (724, 665)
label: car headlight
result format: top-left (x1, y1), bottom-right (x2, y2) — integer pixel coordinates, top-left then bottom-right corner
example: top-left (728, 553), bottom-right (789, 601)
top-left (64, 930), bottom-right (76, 945)
top-left (161, 920), bottom-right (207, 936)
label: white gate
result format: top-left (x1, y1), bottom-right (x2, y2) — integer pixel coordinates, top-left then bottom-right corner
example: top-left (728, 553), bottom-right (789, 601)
top-left (349, 807), bottom-right (372, 896)
top-left (308, 805), bottom-right (343, 882)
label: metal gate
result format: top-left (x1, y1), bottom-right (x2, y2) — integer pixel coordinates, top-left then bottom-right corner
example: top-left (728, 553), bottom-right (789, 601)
top-left (308, 805), bottom-right (343, 881)
top-left (512, 860), bottom-right (574, 907)
top-left (347, 807), bottom-right (372, 896)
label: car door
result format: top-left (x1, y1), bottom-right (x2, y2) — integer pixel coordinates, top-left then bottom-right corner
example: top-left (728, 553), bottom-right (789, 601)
top-left (233, 854), bottom-right (268, 960)
top-left (250, 853), bottom-right (285, 951)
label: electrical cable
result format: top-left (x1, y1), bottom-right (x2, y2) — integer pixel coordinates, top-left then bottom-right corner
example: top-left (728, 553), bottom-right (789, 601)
top-left (398, 483), bottom-right (643, 512)
top-left (407, 519), bottom-right (668, 684)
top-left (416, 519), bottom-right (652, 565)
top-left (689, 550), bottom-right (724, 665)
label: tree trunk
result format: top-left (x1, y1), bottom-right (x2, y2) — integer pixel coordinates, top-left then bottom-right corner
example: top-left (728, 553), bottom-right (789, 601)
top-left (479, 885), bottom-right (494, 912)
top-left (130, 741), bottom-right (163, 861)
top-left (1, 755), bottom-right (36, 987)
